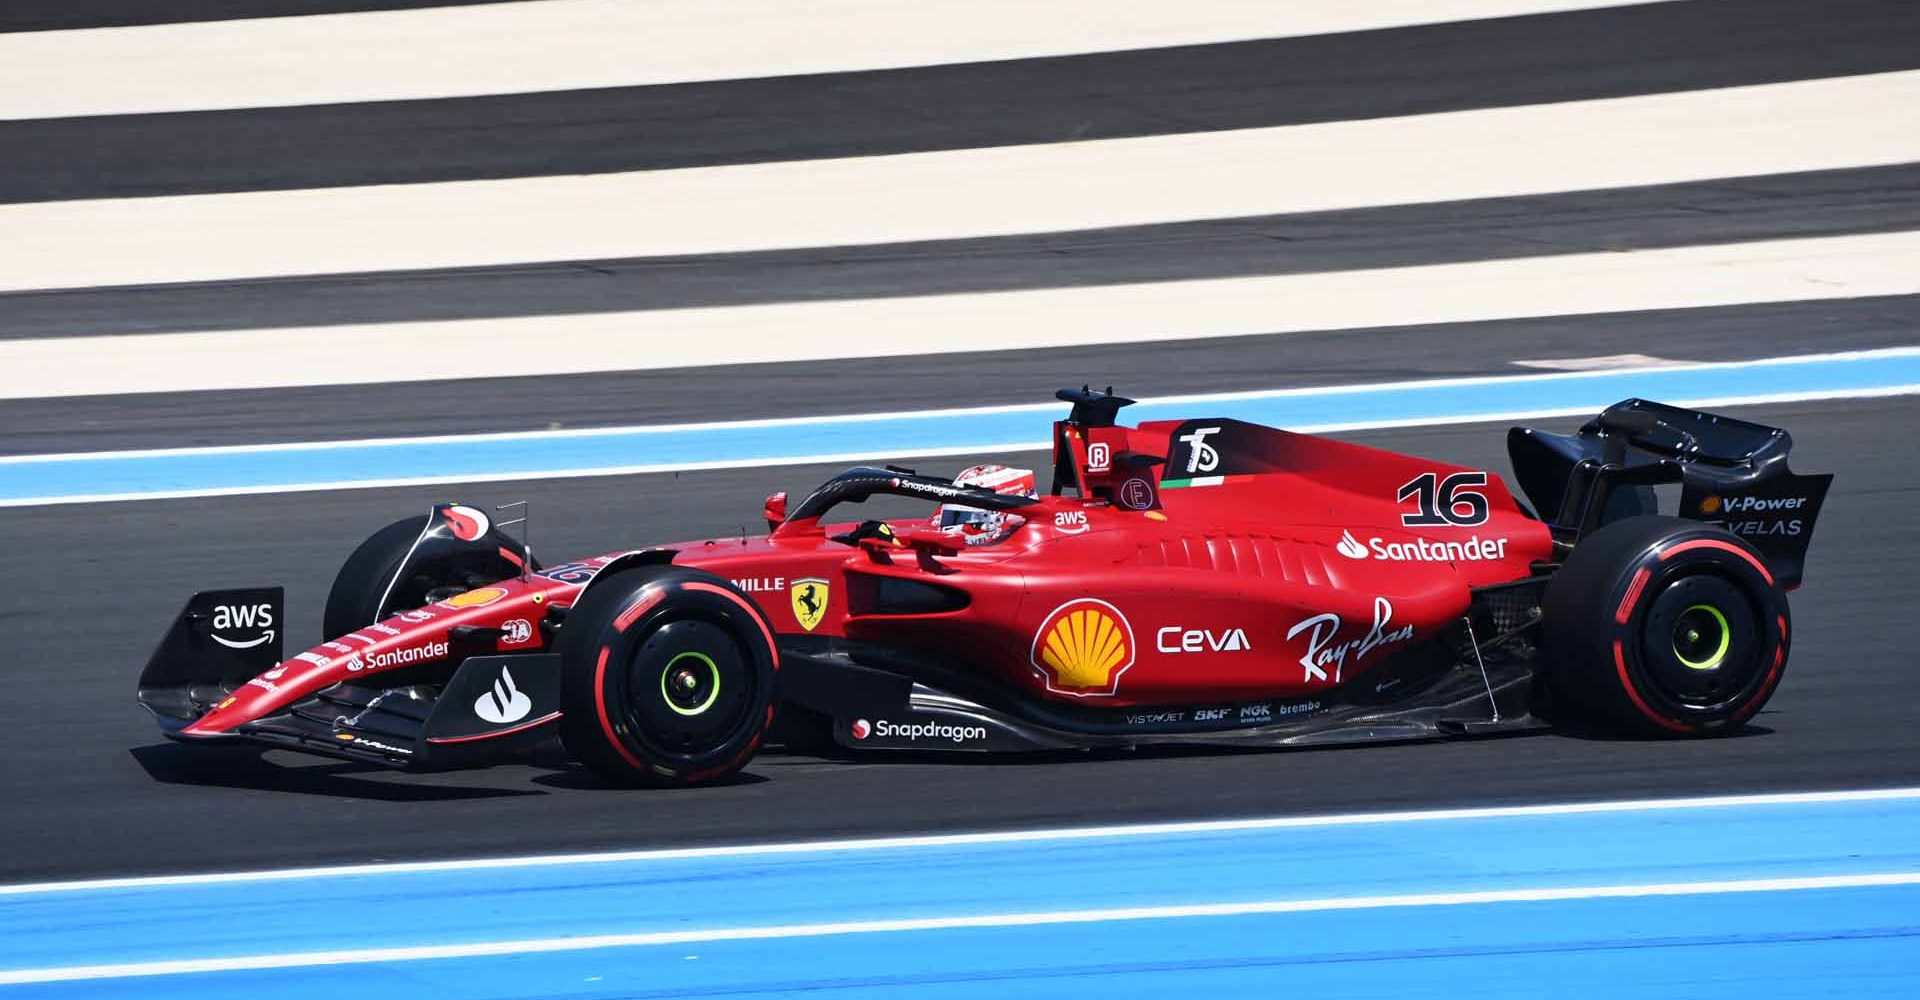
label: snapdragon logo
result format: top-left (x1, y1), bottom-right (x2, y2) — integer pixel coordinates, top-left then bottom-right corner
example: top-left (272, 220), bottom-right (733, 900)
top-left (862, 719), bottom-right (987, 743)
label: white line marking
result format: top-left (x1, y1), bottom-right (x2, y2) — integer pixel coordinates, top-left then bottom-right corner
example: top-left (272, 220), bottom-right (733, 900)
top-left (5, 871), bottom-right (1917, 984)
top-left (4, 228), bottom-right (1920, 399)
top-left (0, 0), bottom-right (1679, 120)
top-left (5, 786), bottom-right (1917, 897)
top-left (3, 70), bottom-right (1916, 292)
top-left (4, 385), bottom-right (1916, 509)
top-left (1513, 353), bottom-right (1690, 371)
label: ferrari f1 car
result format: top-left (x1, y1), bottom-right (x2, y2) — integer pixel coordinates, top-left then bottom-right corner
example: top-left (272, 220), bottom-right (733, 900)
top-left (138, 390), bottom-right (1831, 785)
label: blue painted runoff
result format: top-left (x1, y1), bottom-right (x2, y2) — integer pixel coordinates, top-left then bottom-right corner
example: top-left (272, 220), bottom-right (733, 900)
top-left (2, 350), bottom-right (1916, 503)
top-left (3, 794), bottom-right (1919, 997)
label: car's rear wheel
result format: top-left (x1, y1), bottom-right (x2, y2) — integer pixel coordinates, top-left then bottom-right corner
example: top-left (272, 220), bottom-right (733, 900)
top-left (1540, 515), bottom-right (1788, 737)
top-left (558, 567), bottom-right (779, 785)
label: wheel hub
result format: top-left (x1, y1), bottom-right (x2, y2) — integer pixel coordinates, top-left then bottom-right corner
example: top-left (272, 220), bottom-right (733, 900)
top-left (660, 651), bottom-right (720, 716)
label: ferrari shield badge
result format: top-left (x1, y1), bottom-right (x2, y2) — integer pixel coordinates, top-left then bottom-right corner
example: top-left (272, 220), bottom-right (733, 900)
top-left (790, 577), bottom-right (829, 632)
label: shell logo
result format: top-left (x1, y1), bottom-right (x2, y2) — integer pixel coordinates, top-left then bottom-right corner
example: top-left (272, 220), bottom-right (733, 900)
top-left (442, 586), bottom-right (508, 609)
top-left (1030, 598), bottom-right (1135, 697)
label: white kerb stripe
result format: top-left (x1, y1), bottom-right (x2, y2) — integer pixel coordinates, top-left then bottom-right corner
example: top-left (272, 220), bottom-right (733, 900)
top-left (3, 70), bottom-right (1917, 292)
top-left (5, 786), bottom-right (1918, 897)
top-left (3, 872), bottom-right (1916, 984)
top-left (1, 230), bottom-right (1915, 399)
top-left (0, 0), bottom-right (1682, 120)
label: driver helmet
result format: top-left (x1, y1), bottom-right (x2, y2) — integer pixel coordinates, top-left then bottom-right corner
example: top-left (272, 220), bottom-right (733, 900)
top-left (935, 464), bottom-right (1037, 531)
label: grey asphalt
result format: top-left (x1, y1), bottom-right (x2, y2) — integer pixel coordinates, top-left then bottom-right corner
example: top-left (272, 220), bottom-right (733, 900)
top-left (3, 295), bottom-right (1915, 457)
top-left (10, 164), bottom-right (1917, 341)
top-left (7, 0), bottom-right (1914, 201)
top-left (1, 395), bottom-right (1912, 883)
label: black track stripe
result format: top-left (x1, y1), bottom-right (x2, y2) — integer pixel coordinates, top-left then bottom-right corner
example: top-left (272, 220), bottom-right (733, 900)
top-left (0, 1), bottom-right (513, 33)
top-left (4, 294), bottom-right (1916, 457)
top-left (5, 163), bottom-right (1916, 340)
top-left (4, 0), bottom-right (1917, 201)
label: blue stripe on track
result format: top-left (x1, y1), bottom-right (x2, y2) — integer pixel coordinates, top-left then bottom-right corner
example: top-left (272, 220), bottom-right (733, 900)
top-left (4, 793), bottom-right (1919, 995)
top-left (2, 349), bottom-right (1917, 505)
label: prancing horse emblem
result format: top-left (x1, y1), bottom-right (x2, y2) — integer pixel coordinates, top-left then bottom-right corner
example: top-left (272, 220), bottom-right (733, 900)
top-left (790, 578), bottom-right (829, 632)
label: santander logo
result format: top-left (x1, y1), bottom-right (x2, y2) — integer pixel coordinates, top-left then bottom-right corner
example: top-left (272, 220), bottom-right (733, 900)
top-left (1336, 530), bottom-right (1368, 559)
top-left (473, 666), bottom-right (532, 724)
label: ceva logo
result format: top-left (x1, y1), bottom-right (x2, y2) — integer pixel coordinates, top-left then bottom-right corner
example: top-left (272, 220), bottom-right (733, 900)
top-left (1337, 530), bottom-right (1369, 559)
top-left (1031, 599), bottom-right (1135, 697)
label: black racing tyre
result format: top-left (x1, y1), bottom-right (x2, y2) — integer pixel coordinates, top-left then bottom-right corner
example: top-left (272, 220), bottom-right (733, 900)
top-left (557, 567), bottom-right (779, 786)
top-left (322, 515), bottom-right (520, 638)
top-left (1540, 515), bottom-right (1789, 737)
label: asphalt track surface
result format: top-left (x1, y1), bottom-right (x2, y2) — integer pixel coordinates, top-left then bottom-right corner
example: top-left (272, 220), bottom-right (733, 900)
top-left (2, 395), bottom-right (1913, 883)
top-left (8, 0), bottom-right (1915, 202)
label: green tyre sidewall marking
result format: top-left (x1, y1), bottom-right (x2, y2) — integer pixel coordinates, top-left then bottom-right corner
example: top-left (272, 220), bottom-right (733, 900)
top-left (660, 650), bottom-right (721, 716)
top-left (1674, 603), bottom-right (1731, 670)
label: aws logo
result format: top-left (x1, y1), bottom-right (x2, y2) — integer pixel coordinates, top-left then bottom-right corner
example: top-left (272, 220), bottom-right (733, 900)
top-left (1030, 599), bottom-right (1135, 697)
top-left (211, 602), bottom-right (275, 650)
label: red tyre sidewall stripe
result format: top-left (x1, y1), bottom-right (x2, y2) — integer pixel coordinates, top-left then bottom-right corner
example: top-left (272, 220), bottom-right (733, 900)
top-left (1733, 616), bottom-right (1791, 724)
top-left (1659, 537), bottom-right (1774, 586)
top-left (683, 581), bottom-right (779, 668)
top-left (1615, 567), bottom-right (1652, 625)
top-left (1613, 639), bottom-right (1692, 733)
top-left (614, 587), bottom-right (666, 634)
top-left (593, 643), bottom-right (647, 772)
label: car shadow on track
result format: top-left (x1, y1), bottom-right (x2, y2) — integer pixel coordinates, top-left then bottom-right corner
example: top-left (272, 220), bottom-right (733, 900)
top-left (130, 743), bottom-right (548, 802)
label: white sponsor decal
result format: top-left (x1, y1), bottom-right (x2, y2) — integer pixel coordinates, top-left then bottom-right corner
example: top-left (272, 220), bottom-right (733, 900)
top-left (1157, 626), bottom-right (1252, 653)
top-left (349, 640), bottom-right (449, 672)
top-left (1336, 530), bottom-right (1510, 563)
top-left (369, 622), bottom-right (402, 637)
top-left (1178, 426), bottom-right (1222, 474)
top-left (295, 651), bottom-right (331, 667)
top-left (1723, 495), bottom-right (1807, 512)
top-left (869, 719), bottom-right (986, 743)
top-left (732, 577), bottom-right (785, 593)
top-left (1728, 519), bottom-right (1804, 537)
top-left (1285, 597), bottom-right (1414, 683)
top-left (1086, 442), bottom-right (1112, 473)
top-left (1054, 510), bottom-right (1090, 534)
top-left (473, 667), bottom-right (533, 724)
top-left (1194, 707), bottom-right (1230, 722)
top-left (210, 602), bottom-right (276, 649)
top-left (502, 619), bottom-right (534, 645)
top-left (891, 479), bottom-right (971, 500)
top-left (245, 677), bottom-right (277, 693)
top-left (399, 609), bottom-right (436, 623)
top-left (340, 734), bottom-right (413, 756)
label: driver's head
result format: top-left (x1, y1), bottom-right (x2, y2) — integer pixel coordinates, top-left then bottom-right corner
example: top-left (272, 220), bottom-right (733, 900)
top-left (935, 464), bottom-right (1036, 530)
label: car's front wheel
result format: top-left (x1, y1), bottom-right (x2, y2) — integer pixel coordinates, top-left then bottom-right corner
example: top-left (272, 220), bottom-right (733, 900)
top-left (557, 567), bottom-right (779, 785)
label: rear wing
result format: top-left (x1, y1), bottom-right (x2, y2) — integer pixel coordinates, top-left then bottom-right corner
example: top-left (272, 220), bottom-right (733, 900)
top-left (1508, 399), bottom-right (1832, 588)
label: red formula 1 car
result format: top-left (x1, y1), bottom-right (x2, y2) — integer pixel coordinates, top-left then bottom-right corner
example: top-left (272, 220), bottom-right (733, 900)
top-left (137, 389), bottom-right (1831, 785)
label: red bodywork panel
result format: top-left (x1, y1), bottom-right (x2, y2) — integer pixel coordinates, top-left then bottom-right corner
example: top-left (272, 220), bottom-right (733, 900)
top-left (192, 415), bottom-right (1552, 732)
